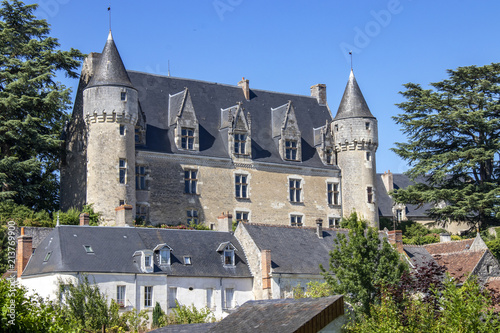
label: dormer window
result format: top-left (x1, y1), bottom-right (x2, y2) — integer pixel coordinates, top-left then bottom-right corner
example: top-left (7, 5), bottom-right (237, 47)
top-left (217, 242), bottom-right (237, 267)
top-left (144, 255), bottom-right (152, 268)
top-left (169, 88), bottom-right (199, 151)
top-left (181, 128), bottom-right (195, 150)
top-left (234, 133), bottom-right (246, 155)
top-left (285, 140), bottom-right (298, 160)
top-left (153, 244), bottom-right (173, 266)
top-left (134, 249), bottom-right (154, 273)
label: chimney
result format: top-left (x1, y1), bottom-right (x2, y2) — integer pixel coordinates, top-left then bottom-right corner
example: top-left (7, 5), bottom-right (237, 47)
top-left (115, 205), bottom-right (134, 227)
top-left (440, 233), bottom-right (451, 243)
top-left (238, 77), bottom-right (250, 100)
top-left (310, 84), bottom-right (327, 105)
top-left (217, 211), bottom-right (233, 232)
top-left (17, 227), bottom-right (33, 277)
top-left (381, 170), bottom-right (394, 193)
top-left (388, 230), bottom-right (403, 253)
top-left (316, 218), bottom-right (323, 239)
top-left (261, 250), bottom-right (272, 291)
top-left (79, 213), bottom-right (90, 226)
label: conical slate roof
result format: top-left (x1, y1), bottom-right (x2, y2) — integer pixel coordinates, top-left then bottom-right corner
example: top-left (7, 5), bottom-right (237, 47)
top-left (334, 70), bottom-right (374, 120)
top-left (86, 31), bottom-right (135, 89)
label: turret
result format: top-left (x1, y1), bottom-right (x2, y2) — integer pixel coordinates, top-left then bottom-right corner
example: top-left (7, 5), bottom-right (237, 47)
top-left (332, 70), bottom-right (378, 227)
top-left (83, 31), bottom-right (138, 225)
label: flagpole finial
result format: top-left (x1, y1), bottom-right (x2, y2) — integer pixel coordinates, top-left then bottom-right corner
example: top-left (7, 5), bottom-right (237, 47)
top-left (349, 51), bottom-right (353, 70)
top-left (108, 5), bottom-right (111, 31)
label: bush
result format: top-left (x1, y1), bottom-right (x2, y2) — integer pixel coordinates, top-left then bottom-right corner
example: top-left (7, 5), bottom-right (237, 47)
top-left (165, 301), bottom-right (214, 325)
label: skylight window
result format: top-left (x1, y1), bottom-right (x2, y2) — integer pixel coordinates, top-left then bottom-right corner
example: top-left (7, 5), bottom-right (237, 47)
top-left (184, 256), bottom-right (192, 265)
top-left (84, 245), bottom-right (94, 254)
top-left (43, 251), bottom-right (52, 262)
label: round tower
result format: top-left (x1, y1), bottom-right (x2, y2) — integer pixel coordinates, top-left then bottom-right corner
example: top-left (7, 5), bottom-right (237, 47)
top-left (332, 70), bottom-right (379, 228)
top-left (83, 31), bottom-right (138, 225)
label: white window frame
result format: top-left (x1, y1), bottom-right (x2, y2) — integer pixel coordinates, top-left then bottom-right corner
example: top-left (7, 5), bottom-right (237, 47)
top-left (119, 159), bottom-right (127, 184)
top-left (224, 288), bottom-right (234, 309)
top-left (224, 245), bottom-right (235, 266)
top-left (289, 178), bottom-right (302, 203)
top-left (181, 127), bottom-right (195, 150)
top-left (168, 287), bottom-right (178, 308)
top-left (234, 133), bottom-right (247, 155)
top-left (184, 169), bottom-right (198, 194)
top-left (117, 285), bottom-right (126, 307)
top-left (285, 139), bottom-right (298, 161)
top-left (144, 286), bottom-right (153, 307)
top-left (159, 248), bottom-right (170, 265)
top-left (206, 288), bottom-right (214, 309)
top-left (328, 217), bottom-right (341, 228)
top-left (235, 210), bottom-right (249, 224)
top-left (327, 182), bottom-right (340, 206)
top-left (290, 214), bottom-right (303, 227)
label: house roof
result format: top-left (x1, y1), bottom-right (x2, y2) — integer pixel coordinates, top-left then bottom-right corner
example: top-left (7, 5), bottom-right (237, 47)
top-left (87, 31), bottom-right (134, 89)
top-left (424, 239), bottom-right (474, 255)
top-left (376, 173), bottom-right (433, 218)
top-left (241, 223), bottom-right (387, 275)
top-left (432, 250), bottom-right (486, 283)
top-left (126, 70), bottom-right (338, 169)
top-left (150, 323), bottom-right (217, 333)
top-left (22, 226), bottom-right (251, 278)
top-left (403, 245), bottom-right (438, 268)
top-left (207, 296), bottom-right (344, 333)
top-left (334, 70), bottom-right (374, 120)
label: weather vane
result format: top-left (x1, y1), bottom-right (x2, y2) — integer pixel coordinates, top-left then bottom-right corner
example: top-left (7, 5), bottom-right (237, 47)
top-left (349, 51), bottom-right (353, 70)
top-left (108, 5), bottom-right (111, 31)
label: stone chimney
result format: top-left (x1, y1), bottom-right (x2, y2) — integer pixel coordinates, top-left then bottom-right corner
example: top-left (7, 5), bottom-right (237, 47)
top-left (17, 227), bottom-right (32, 277)
top-left (440, 233), bottom-right (451, 243)
top-left (238, 77), bottom-right (250, 100)
top-left (261, 250), bottom-right (272, 291)
top-left (387, 230), bottom-right (403, 253)
top-left (115, 205), bottom-right (134, 227)
top-left (217, 211), bottom-right (233, 232)
top-left (381, 170), bottom-right (394, 193)
top-left (310, 84), bottom-right (327, 105)
top-left (316, 218), bottom-right (323, 239)
top-left (79, 213), bottom-right (90, 226)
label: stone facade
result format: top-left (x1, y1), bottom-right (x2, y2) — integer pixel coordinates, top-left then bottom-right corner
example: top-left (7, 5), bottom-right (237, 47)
top-left (61, 32), bottom-right (379, 228)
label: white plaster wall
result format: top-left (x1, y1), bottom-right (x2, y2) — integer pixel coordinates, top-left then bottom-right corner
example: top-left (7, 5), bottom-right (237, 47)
top-left (19, 273), bottom-right (77, 301)
top-left (271, 274), bottom-right (324, 299)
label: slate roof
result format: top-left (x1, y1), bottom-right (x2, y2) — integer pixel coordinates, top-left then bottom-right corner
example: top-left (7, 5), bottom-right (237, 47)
top-left (377, 173), bottom-right (433, 218)
top-left (206, 296), bottom-right (344, 333)
top-left (334, 70), bottom-right (374, 120)
top-left (22, 226), bottom-right (251, 278)
top-left (424, 239), bottom-right (474, 255)
top-left (149, 323), bottom-right (216, 333)
top-left (403, 245), bottom-right (438, 268)
top-left (241, 223), bottom-right (388, 275)
top-left (87, 31), bottom-right (134, 89)
top-left (432, 250), bottom-right (486, 283)
top-left (126, 70), bottom-right (336, 169)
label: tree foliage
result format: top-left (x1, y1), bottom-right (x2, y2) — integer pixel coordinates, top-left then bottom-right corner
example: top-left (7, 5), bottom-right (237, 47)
top-left (392, 63), bottom-right (500, 229)
top-left (0, 0), bottom-right (84, 211)
top-left (320, 212), bottom-right (407, 315)
top-left (164, 300), bottom-right (215, 325)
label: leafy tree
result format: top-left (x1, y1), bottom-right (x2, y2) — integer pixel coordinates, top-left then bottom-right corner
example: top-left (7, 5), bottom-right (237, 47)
top-left (0, 277), bottom-right (76, 332)
top-left (292, 281), bottom-right (334, 299)
top-left (53, 204), bottom-right (100, 226)
top-left (320, 212), bottom-right (407, 315)
top-left (0, 201), bottom-right (51, 226)
top-left (0, 0), bottom-right (84, 212)
top-left (165, 300), bottom-right (215, 325)
top-left (392, 63), bottom-right (500, 230)
top-left (152, 301), bottom-right (164, 328)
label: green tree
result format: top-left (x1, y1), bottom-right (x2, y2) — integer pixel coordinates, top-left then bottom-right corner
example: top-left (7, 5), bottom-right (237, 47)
top-left (392, 63), bottom-right (500, 229)
top-left (320, 212), bottom-right (407, 315)
top-left (166, 300), bottom-right (215, 325)
top-left (0, 0), bottom-right (84, 212)
top-left (152, 301), bottom-right (165, 328)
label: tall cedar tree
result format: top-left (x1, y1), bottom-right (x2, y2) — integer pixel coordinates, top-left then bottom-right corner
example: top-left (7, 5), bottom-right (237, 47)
top-left (0, 0), bottom-right (83, 211)
top-left (320, 213), bottom-right (407, 316)
top-left (392, 63), bottom-right (500, 229)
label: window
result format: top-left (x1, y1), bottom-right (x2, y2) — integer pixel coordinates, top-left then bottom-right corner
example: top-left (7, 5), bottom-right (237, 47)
top-left (334, 124), bottom-right (338, 131)
top-left (235, 211), bottom-right (249, 224)
top-left (144, 286), bottom-right (152, 307)
top-left (184, 256), bottom-right (192, 265)
top-left (135, 127), bottom-right (141, 143)
top-left (325, 148), bottom-right (334, 165)
top-left (285, 140), bottom-right (298, 160)
top-left (181, 128), bottom-right (194, 150)
top-left (43, 251), bottom-right (52, 262)
top-left (289, 179), bottom-right (302, 203)
top-left (144, 255), bottom-right (152, 268)
top-left (119, 159), bottom-right (127, 184)
top-left (119, 200), bottom-right (125, 206)
top-left (121, 91), bottom-right (127, 101)
top-left (367, 186), bottom-right (373, 203)
top-left (396, 209), bottom-right (403, 222)
top-left (160, 248), bottom-right (170, 265)
top-left (184, 170), bottom-right (197, 194)
top-left (187, 209), bottom-right (198, 224)
top-left (224, 248), bottom-right (235, 266)
top-left (136, 205), bottom-right (147, 221)
top-left (365, 122), bottom-right (370, 130)
top-left (168, 287), bottom-right (178, 308)
top-left (329, 217), bottom-right (340, 228)
top-left (235, 174), bottom-right (248, 199)
top-left (225, 288), bottom-right (234, 309)
top-left (327, 183), bottom-right (340, 205)
top-left (136, 166), bottom-right (146, 190)
top-left (206, 288), bottom-right (214, 309)
top-left (119, 125), bottom-right (125, 135)
top-left (234, 133), bottom-right (246, 155)
top-left (83, 245), bottom-right (94, 254)
top-left (117, 285), bottom-right (126, 307)
top-left (366, 152), bottom-right (371, 161)
top-left (290, 215), bottom-right (303, 227)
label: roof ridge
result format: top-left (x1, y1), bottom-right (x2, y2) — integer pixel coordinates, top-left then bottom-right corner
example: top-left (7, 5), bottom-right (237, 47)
top-left (432, 249), bottom-right (486, 256)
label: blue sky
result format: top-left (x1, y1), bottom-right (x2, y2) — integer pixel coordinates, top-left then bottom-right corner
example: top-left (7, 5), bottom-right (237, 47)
top-left (26, 0), bottom-right (500, 174)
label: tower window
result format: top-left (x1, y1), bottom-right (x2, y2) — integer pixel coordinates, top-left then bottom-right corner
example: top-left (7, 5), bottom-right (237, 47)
top-left (289, 179), bottom-right (302, 203)
top-left (327, 183), bottom-right (340, 205)
top-left (136, 166), bottom-right (146, 190)
top-left (119, 125), bottom-right (125, 135)
top-left (119, 159), bottom-right (127, 184)
top-left (367, 186), bottom-right (373, 203)
top-left (366, 152), bottom-right (371, 161)
top-left (285, 140), bottom-right (298, 161)
top-left (235, 174), bottom-right (248, 198)
top-left (184, 170), bottom-right (198, 194)
top-left (181, 128), bottom-right (195, 150)
top-left (121, 92), bottom-right (127, 101)
top-left (234, 133), bottom-right (246, 155)
top-left (365, 122), bottom-right (370, 130)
